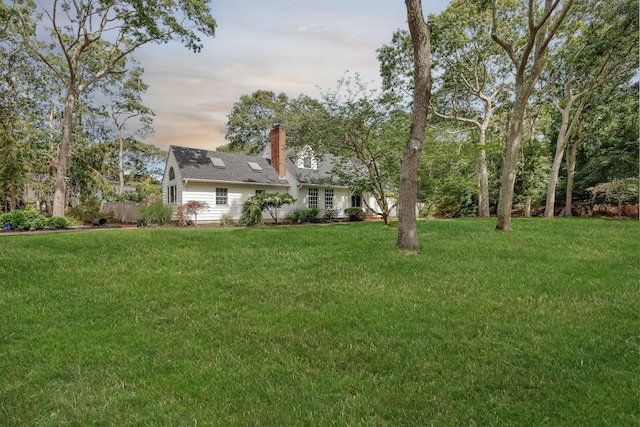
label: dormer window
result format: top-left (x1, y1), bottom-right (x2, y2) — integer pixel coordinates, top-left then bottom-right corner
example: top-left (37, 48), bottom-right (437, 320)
top-left (211, 157), bottom-right (226, 168)
top-left (296, 145), bottom-right (317, 170)
top-left (169, 167), bottom-right (175, 180)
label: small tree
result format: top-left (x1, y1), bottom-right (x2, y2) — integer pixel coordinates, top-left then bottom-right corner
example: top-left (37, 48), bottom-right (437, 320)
top-left (587, 178), bottom-right (639, 220)
top-left (183, 200), bottom-right (209, 226)
top-left (241, 193), bottom-right (296, 226)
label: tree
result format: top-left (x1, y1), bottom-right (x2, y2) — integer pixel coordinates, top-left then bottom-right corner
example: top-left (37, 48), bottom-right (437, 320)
top-left (542, 0), bottom-right (638, 217)
top-left (398, 0), bottom-right (431, 253)
top-left (12, 0), bottom-right (216, 217)
top-left (222, 91), bottom-right (324, 155)
top-left (1, 2), bottom-right (57, 212)
top-left (587, 178), bottom-right (639, 219)
top-left (110, 66), bottom-right (154, 195)
top-left (571, 81), bottom-right (639, 203)
top-left (491, 0), bottom-right (574, 230)
top-left (240, 192), bottom-right (296, 226)
top-left (429, 0), bottom-right (509, 218)
top-left (306, 73), bottom-right (405, 226)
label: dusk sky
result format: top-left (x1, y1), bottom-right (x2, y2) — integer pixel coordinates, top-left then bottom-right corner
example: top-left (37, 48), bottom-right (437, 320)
top-left (134, 1), bottom-right (451, 151)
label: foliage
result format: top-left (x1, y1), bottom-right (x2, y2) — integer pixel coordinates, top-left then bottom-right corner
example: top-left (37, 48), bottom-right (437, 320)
top-left (66, 197), bottom-right (102, 224)
top-left (587, 177), bottom-right (639, 219)
top-left (174, 205), bottom-right (189, 227)
top-left (183, 200), bottom-right (209, 226)
top-left (241, 192), bottom-right (296, 226)
top-left (304, 206), bottom-right (320, 223)
top-left (306, 73), bottom-right (404, 226)
top-left (322, 209), bottom-right (339, 222)
top-left (344, 207), bottom-right (365, 221)
top-left (0, 220), bottom-right (637, 425)
top-left (11, 0), bottom-right (216, 216)
top-left (285, 209), bottom-right (307, 224)
top-left (219, 213), bottom-right (234, 226)
top-left (1, 208), bottom-right (45, 231)
top-left (0, 208), bottom-right (68, 231)
top-left (140, 202), bottom-right (173, 226)
top-left (45, 216), bottom-right (70, 230)
top-left (221, 90), bottom-right (325, 155)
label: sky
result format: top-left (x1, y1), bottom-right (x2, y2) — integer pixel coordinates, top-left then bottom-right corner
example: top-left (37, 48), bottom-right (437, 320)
top-left (134, 0), bottom-right (451, 151)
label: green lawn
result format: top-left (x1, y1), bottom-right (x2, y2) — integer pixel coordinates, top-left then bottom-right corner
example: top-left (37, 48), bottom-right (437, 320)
top-left (1, 219), bottom-right (638, 426)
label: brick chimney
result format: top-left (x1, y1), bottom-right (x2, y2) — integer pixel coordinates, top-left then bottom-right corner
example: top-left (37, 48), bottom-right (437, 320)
top-left (270, 125), bottom-right (286, 179)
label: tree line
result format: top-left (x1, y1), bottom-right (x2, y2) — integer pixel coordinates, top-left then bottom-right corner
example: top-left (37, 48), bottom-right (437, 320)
top-left (219, 0), bottom-right (638, 250)
top-left (0, 0), bottom-right (216, 215)
top-left (1, 0), bottom-right (637, 251)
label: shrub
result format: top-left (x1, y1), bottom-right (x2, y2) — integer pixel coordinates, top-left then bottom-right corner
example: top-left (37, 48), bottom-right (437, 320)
top-left (344, 207), bottom-right (365, 222)
top-left (220, 213), bottom-right (234, 226)
top-left (183, 200), bottom-right (209, 226)
top-left (46, 216), bottom-right (70, 230)
top-left (286, 209), bottom-right (308, 224)
top-left (305, 206), bottom-right (320, 223)
top-left (140, 202), bottom-right (173, 226)
top-left (241, 202), bottom-right (264, 227)
top-left (323, 209), bottom-right (339, 222)
top-left (66, 197), bottom-right (101, 224)
top-left (3, 209), bottom-right (47, 231)
top-left (241, 192), bottom-right (296, 226)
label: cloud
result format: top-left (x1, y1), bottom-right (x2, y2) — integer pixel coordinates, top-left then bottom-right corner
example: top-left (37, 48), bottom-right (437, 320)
top-left (134, 0), bottom-right (449, 151)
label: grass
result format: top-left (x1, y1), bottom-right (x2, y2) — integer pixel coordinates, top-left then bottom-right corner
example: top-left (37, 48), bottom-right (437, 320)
top-left (0, 218), bottom-right (638, 426)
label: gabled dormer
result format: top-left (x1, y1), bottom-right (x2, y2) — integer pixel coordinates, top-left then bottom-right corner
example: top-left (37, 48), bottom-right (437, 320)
top-left (295, 145), bottom-right (318, 170)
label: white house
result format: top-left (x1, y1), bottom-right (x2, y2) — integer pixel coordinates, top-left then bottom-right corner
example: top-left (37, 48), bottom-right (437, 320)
top-left (162, 125), bottom-right (370, 222)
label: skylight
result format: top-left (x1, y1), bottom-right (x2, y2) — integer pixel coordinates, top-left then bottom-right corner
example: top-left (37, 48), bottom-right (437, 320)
top-left (210, 157), bottom-right (226, 168)
top-left (248, 161), bottom-right (262, 172)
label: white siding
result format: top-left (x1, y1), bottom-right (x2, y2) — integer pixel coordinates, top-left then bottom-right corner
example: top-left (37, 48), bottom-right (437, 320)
top-left (298, 185), bottom-right (350, 218)
top-left (365, 194), bottom-right (398, 217)
top-left (182, 182), bottom-right (289, 222)
top-left (162, 150), bottom-right (184, 206)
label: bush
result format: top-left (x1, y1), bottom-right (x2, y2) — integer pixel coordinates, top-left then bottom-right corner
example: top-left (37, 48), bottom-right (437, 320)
top-left (241, 202), bottom-right (264, 227)
top-left (344, 207), bottom-right (365, 222)
top-left (220, 213), bottom-right (234, 226)
top-left (45, 216), bottom-right (70, 230)
top-left (140, 202), bottom-right (173, 226)
top-left (305, 206), bottom-right (320, 223)
top-left (66, 197), bottom-right (101, 224)
top-left (183, 200), bottom-right (209, 226)
top-left (323, 209), bottom-right (339, 222)
top-left (285, 209), bottom-right (308, 224)
top-left (241, 192), bottom-right (296, 226)
top-left (3, 209), bottom-right (47, 231)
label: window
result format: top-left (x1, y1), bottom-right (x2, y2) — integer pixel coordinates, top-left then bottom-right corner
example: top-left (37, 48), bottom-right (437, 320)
top-left (324, 189), bottom-right (334, 209)
top-left (255, 189), bottom-right (266, 195)
top-left (168, 185), bottom-right (177, 204)
top-left (216, 188), bottom-right (228, 205)
top-left (211, 157), bottom-right (226, 168)
top-left (351, 194), bottom-right (362, 208)
top-left (248, 162), bottom-right (262, 172)
top-left (169, 167), bottom-right (175, 180)
top-left (303, 156), bottom-right (312, 169)
top-left (308, 188), bottom-right (318, 208)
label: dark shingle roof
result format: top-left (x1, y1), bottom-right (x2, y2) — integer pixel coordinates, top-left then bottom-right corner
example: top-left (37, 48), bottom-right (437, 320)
top-left (288, 152), bottom-right (347, 186)
top-left (171, 146), bottom-right (288, 186)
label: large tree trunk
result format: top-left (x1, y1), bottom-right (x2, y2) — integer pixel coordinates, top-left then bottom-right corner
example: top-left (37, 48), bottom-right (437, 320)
top-left (564, 138), bottom-right (578, 217)
top-left (398, 0), bottom-right (431, 253)
top-left (477, 131), bottom-right (490, 218)
top-left (544, 105), bottom-right (571, 217)
top-left (52, 89), bottom-right (76, 217)
top-left (495, 99), bottom-right (526, 231)
top-left (492, 0), bottom-right (573, 231)
top-left (118, 126), bottom-right (125, 195)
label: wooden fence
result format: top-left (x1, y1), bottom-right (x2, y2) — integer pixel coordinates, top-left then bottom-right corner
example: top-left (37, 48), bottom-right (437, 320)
top-left (100, 202), bottom-right (145, 224)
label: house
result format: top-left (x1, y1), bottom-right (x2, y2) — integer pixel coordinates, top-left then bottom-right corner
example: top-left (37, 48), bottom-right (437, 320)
top-left (162, 125), bottom-right (369, 222)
